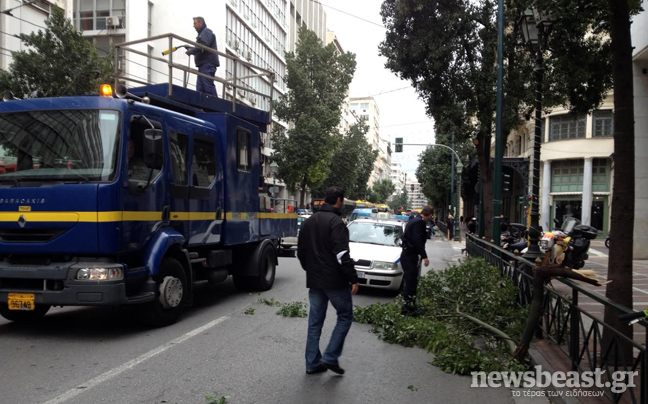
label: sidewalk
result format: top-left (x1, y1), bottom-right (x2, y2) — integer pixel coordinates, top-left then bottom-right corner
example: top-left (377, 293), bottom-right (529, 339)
top-left (447, 225), bottom-right (648, 403)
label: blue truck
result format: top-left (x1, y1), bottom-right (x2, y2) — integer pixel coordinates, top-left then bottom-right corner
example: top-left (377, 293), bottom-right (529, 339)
top-left (0, 75), bottom-right (296, 326)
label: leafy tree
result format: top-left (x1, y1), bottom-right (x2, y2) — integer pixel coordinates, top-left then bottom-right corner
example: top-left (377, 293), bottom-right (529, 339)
top-left (371, 178), bottom-right (396, 204)
top-left (0, 6), bottom-right (113, 97)
top-left (347, 143), bottom-right (377, 201)
top-left (272, 27), bottom-right (356, 207)
top-left (378, 0), bottom-right (626, 237)
top-left (389, 185), bottom-right (409, 211)
top-left (312, 122), bottom-right (377, 200)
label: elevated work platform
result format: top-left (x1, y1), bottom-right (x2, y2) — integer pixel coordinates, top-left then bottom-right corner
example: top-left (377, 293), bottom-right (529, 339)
top-left (127, 84), bottom-right (270, 132)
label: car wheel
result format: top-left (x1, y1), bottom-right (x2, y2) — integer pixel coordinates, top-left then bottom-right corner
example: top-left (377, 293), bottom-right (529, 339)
top-left (605, 238), bottom-right (610, 249)
top-left (0, 304), bottom-right (50, 323)
top-left (140, 257), bottom-right (187, 327)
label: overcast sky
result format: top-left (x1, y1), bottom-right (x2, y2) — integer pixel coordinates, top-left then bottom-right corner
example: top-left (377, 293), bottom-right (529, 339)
top-left (321, 0), bottom-right (435, 178)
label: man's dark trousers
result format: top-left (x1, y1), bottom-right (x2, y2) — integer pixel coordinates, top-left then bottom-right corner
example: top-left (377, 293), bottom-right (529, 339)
top-left (400, 251), bottom-right (419, 307)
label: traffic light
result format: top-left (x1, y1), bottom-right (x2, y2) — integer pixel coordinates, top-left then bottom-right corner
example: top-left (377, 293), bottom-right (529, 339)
top-left (395, 137), bottom-right (403, 152)
top-left (503, 173), bottom-right (511, 192)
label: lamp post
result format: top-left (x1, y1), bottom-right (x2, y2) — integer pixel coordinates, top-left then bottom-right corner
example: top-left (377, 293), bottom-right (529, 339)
top-left (520, 7), bottom-right (554, 261)
top-left (454, 161), bottom-right (464, 241)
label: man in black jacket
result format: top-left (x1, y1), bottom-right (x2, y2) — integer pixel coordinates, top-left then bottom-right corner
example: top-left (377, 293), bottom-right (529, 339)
top-left (298, 186), bottom-right (359, 375)
top-left (186, 17), bottom-right (220, 96)
top-left (400, 205), bottom-right (433, 315)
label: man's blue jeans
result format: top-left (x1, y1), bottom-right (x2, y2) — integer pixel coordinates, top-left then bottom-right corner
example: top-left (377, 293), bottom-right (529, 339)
top-left (305, 288), bottom-right (353, 371)
top-left (196, 63), bottom-right (217, 96)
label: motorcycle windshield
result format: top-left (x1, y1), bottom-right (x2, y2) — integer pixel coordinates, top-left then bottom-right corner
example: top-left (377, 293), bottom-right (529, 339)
top-left (561, 217), bottom-right (580, 234)
top-left (0, 110), bottom-right (121, 184)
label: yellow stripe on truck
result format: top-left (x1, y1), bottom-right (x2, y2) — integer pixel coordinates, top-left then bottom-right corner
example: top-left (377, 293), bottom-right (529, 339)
top-left (0, 211), bottom-right (297, 222)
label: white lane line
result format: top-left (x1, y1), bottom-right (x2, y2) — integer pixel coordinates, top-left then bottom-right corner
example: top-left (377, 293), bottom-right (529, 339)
top-left (43, 316), bottom-right (229, 404)
top-left (588, 248), bottom-right (607, 257)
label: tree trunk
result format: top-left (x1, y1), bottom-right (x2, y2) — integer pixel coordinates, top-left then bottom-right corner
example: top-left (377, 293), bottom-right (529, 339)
top-left (602, 0), bottom-right (634, 364)
top-left (515, 264), bottom-right (606, 360)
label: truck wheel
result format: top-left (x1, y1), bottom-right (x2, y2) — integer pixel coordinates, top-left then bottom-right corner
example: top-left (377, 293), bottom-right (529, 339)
top-left (251, 243), bottom-right (276, 291)
top-left (233, 243), bottom-right (276, 291)
top-left (0, 304), bottom-right (50, 323)
top-left (141, 257), bottom-right (187, 327)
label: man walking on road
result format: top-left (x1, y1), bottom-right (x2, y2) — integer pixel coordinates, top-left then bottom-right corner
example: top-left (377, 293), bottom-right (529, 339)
top-left (298, 186), bottom-right (359, 375)
top-left (400, 205), bottom-right (433, 315)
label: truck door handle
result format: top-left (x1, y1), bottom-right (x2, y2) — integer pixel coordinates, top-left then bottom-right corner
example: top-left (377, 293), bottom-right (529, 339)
top-left (162, 205), bottom-right (170, 221)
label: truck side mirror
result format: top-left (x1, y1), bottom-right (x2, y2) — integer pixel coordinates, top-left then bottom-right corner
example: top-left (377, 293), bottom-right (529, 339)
top-left (143, 129), bottom-right (163, 170)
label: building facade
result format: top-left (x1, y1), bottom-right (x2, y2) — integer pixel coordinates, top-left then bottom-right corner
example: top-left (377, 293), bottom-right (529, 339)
top-left (406, 178), bottom-right (426, 210)
top-left (349, 96), bottom-right (386, 188)
top-left (505, 97), bottom-right (614, 237)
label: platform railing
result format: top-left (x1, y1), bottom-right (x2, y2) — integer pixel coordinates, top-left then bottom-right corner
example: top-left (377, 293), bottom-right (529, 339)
top-left (466, 234), bottom-right (647, 403)
top-left (113, 33), bottom-right (275, 117)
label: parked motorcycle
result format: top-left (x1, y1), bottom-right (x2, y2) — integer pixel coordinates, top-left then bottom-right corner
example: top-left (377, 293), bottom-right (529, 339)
top-left (500, 222), bottom-right (528, 253)
top-left (538, 217), bottom-right (597, 269)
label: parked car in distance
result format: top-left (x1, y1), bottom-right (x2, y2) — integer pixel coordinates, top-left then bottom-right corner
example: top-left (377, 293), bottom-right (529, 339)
top-left (280, 214), bottom-right (310, 252)
top-left (348, 217), bottom-right (420, 293)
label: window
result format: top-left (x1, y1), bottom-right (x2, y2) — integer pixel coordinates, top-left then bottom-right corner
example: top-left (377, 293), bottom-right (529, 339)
top-left (551, 160), bottom-right (584, 193)
top-left (170, 131), bottom-right (188, 185)
top-left (592, 158), bottom-right (610, 192)
top-left (192, 138), bottom-right (216, 187)
top-left (237, 128), bottom-right (251, 171)
top-left (549, 114), bottom-right (586, 141)
top-left (592, 110), bottom-right (614, 138)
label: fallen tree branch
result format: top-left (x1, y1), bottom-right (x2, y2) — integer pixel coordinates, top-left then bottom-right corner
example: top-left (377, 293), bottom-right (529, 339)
top-left (456, 305), bottom-right (517, 355)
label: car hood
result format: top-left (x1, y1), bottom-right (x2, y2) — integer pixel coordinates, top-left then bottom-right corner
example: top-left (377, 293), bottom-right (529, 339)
top-left (349, 242), bottom-right (401, 263)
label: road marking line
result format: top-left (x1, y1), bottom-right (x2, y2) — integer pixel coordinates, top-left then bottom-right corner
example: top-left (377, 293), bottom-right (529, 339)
top-left (43, 316), bottom-right (229, 404)
top-left (588, 248), bottom-right (607, 257)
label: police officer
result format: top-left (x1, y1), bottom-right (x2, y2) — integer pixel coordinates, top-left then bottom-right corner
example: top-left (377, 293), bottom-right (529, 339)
top-left (400, 204), bottom-right (433, 315)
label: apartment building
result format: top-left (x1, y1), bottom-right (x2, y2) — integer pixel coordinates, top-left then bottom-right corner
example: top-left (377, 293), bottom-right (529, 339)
top-left (349, 96), bottom-right (388, 188)
top-left (406, 178), bottom-right (426, 210)
top-left (390, 161), bottom-right (406, 198)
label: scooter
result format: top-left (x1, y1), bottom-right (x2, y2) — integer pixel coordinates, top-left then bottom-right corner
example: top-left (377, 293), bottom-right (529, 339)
top-left (538, 217), bottom-right (597, 269)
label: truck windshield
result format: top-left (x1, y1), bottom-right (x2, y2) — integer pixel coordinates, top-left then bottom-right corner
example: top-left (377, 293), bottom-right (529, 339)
top-left (0, 110), bottom-right (120, 183)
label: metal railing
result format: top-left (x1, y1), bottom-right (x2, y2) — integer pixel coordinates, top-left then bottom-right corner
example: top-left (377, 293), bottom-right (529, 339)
top-left (466, 234), bottom-right (647, 403)
top-left (113, 33), bottom-right (275, 117)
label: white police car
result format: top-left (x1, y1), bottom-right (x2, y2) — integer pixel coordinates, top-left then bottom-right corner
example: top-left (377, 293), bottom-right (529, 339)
top-left (348, 217), bottom-right (420, 293)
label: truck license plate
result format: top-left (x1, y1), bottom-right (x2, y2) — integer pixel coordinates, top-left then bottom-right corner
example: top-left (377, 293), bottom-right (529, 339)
top-left (7, 293), bottom-right (35, 311)
top-left (356, 271), bottom-right (365, 279)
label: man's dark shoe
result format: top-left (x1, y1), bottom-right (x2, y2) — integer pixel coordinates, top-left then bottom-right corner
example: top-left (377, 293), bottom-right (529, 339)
top-left (322, 362), bottom-right (345, 375)
top-left (306, 364), bottom-right (327, 375)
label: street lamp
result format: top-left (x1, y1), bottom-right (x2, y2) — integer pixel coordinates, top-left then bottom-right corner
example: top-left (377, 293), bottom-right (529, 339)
top-left (520, 6), bottom-right (554, 261)
top-left (454, 161), bottom-right (464, 241)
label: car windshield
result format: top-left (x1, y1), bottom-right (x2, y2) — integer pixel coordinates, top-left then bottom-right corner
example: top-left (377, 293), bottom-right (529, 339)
top-left (348, 222), bottom-right (403, 247)
top-left (0, 110), bottom-right (121, 183)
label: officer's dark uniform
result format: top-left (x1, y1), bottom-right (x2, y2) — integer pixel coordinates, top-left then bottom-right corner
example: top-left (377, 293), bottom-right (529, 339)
top-left (400, 214), bottom-right (428, 313)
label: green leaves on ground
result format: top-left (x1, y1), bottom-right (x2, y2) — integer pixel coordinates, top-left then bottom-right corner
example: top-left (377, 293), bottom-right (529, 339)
top-left (277, 301), bottom-right (308, 318)
top-left (255, 295), bottom-right (308, 318)
top-left (354, 257), bottom-right (529, 375)
top-left (205, 393), bottom-right (230, 404)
